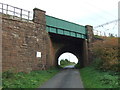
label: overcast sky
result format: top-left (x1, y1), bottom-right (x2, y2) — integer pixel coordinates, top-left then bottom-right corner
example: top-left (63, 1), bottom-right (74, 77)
top-left (1, 1), bottom-right (118, 26)
top-left (1, 0), bottom-right (119, 36)
top-left (0, 0), bottom-right (119, 63)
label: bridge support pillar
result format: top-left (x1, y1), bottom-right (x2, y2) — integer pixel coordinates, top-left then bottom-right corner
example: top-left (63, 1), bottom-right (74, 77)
top-left (33, 8), bottom-right (46, 25)
top-left (83, 39), bottom-right (89, 66)
top-left (32, 8), bottom-right (53, 69)
top-left (85, 25), bottom-right (94, 64)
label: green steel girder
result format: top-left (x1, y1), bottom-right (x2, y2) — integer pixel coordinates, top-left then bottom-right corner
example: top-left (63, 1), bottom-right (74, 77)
top-left (46, 15), bottom-right (87, 39)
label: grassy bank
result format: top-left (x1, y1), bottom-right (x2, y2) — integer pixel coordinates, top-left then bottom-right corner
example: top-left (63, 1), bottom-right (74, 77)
top-left (2, 67), bottom-right (59, 88)
top-left (80, 66), bottom-right (119, 88)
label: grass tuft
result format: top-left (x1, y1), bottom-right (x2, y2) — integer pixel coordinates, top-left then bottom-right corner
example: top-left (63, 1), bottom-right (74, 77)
top-left (2, 68), bottom-right (59, 88)
top-left (80, 66), bottom-right (119, 88)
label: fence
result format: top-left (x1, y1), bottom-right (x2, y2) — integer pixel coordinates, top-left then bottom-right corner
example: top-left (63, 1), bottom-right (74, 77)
top-left (93, 19), bottom-right (119, 37)
top-left (93, 29), bottom-right (118, 37)
top-left (0, 2), bottom-right (33, 21)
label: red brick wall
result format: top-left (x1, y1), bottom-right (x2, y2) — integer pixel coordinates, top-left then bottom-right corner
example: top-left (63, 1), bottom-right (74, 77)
top-left (2, 13), bottom-right (53, 73)
top-left (85, 25), bottom-right (94, 64)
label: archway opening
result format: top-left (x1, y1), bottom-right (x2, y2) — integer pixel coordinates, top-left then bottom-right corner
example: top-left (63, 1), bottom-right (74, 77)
top-left (58, 52), bottom-right (78, 69)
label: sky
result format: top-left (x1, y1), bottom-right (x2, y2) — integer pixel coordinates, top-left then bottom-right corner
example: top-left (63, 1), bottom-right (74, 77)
top-left (58, 53), bottom-right (78, 65)
top-left (0, 0), bottom-right (119, 63)
top-left (0, 0), bottom-right (119, 36)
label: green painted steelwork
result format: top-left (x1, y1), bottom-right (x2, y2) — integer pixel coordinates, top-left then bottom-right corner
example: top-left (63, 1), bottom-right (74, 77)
top-left (46, 15), bottom-right (87, 39)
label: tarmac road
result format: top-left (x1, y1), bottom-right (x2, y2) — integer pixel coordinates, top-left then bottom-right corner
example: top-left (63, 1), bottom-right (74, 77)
top-left (40, 68), bottom-right (84, 88)
top-left (63, 65), bottom-right (75, 69)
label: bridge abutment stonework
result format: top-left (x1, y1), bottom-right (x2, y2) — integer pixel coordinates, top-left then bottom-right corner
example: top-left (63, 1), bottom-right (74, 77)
top-left (85, 25), bottom-right (94, 64)
top-left (2, 8), bottom-right (94, 72)
top-left (2, 8), bottom-right (52, 72)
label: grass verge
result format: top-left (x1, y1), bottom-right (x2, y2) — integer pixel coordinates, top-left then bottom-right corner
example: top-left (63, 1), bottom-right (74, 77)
top-left (2, 67), bottom-right (59, 88)
top-left (80, 66), bottom-right (119, 88)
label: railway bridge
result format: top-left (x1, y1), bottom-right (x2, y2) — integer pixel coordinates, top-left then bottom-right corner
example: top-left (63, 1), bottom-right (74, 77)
top-left (33, 9), bottom-right (94, 68)
top-left (1, 4), bottom-right (94, 72)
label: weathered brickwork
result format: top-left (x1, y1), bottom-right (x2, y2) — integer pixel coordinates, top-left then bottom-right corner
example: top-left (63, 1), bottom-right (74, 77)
top-left (2, 9), bottom-right (53, 73)
top-left (85, 25), bottom-right (94, 64)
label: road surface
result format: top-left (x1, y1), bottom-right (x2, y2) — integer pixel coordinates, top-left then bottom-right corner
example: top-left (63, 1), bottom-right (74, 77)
top-left (63, 65), bottom-right (75, 69)
top-left (40, 68), bottom-right (84, 88)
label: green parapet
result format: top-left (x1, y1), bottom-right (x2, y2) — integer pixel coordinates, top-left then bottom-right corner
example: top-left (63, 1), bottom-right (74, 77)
top-left (46, 15), bottom-right (87, 39)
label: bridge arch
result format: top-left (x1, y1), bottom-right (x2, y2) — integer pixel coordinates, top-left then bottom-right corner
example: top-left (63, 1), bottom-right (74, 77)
top-left (55, 44), bottom-right (84, 68)
top-left (58, 52), bottom-right (78, 66)
top-left (48, 33), bottom-right (89, 68)
top-left (33, 8), bottom-right (94, 69)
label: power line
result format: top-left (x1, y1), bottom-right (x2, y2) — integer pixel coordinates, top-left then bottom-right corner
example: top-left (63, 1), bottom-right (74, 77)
top-left (94, 19), bottom-right (120, 28)
top-left (93, 19), bottom-right (119, 37)
top-left (81, 0), bottom-right (117, 19)
top-left (112, 21), bottom-right (118, 30)
top-left (74, 0), bottom-right (115, 23)
top-left (77, 0), bottom-right (118, 28)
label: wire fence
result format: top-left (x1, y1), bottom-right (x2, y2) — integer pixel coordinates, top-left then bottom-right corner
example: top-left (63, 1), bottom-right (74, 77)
top-left (93, 19), bottom-right (119, 37)
top-left (93, 29), bottom-right (118, 37)
top-left (0, 2), bottom-right (33, 21)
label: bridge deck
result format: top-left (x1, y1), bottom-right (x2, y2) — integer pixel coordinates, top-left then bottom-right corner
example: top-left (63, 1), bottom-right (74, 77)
top-left (46, 15), bottom-right (87, 39)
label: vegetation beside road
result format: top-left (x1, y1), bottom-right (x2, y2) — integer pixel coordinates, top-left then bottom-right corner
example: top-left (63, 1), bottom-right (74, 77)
top-left (80, 66), bottom-right (119, 88)
top-left (2, 67), bottom-right (59, 88)
top-left (80, 36), bottom-right (120, 88)
top-left (59, 59), bottom-right (76, 68)
top-left (91, 37), bottom-right (119, 72)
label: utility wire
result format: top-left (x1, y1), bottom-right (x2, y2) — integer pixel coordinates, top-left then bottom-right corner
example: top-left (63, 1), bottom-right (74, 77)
top-left (76, 0), bottom-right (114, 23)
top-left (77, 0), bottom-right (117, 29)
top-left (81, 0), bottom-right (117, 19)
top-left (94, 19), bottom-right (120, 28)
top-left (112, 21), bottom-right (118, 30)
